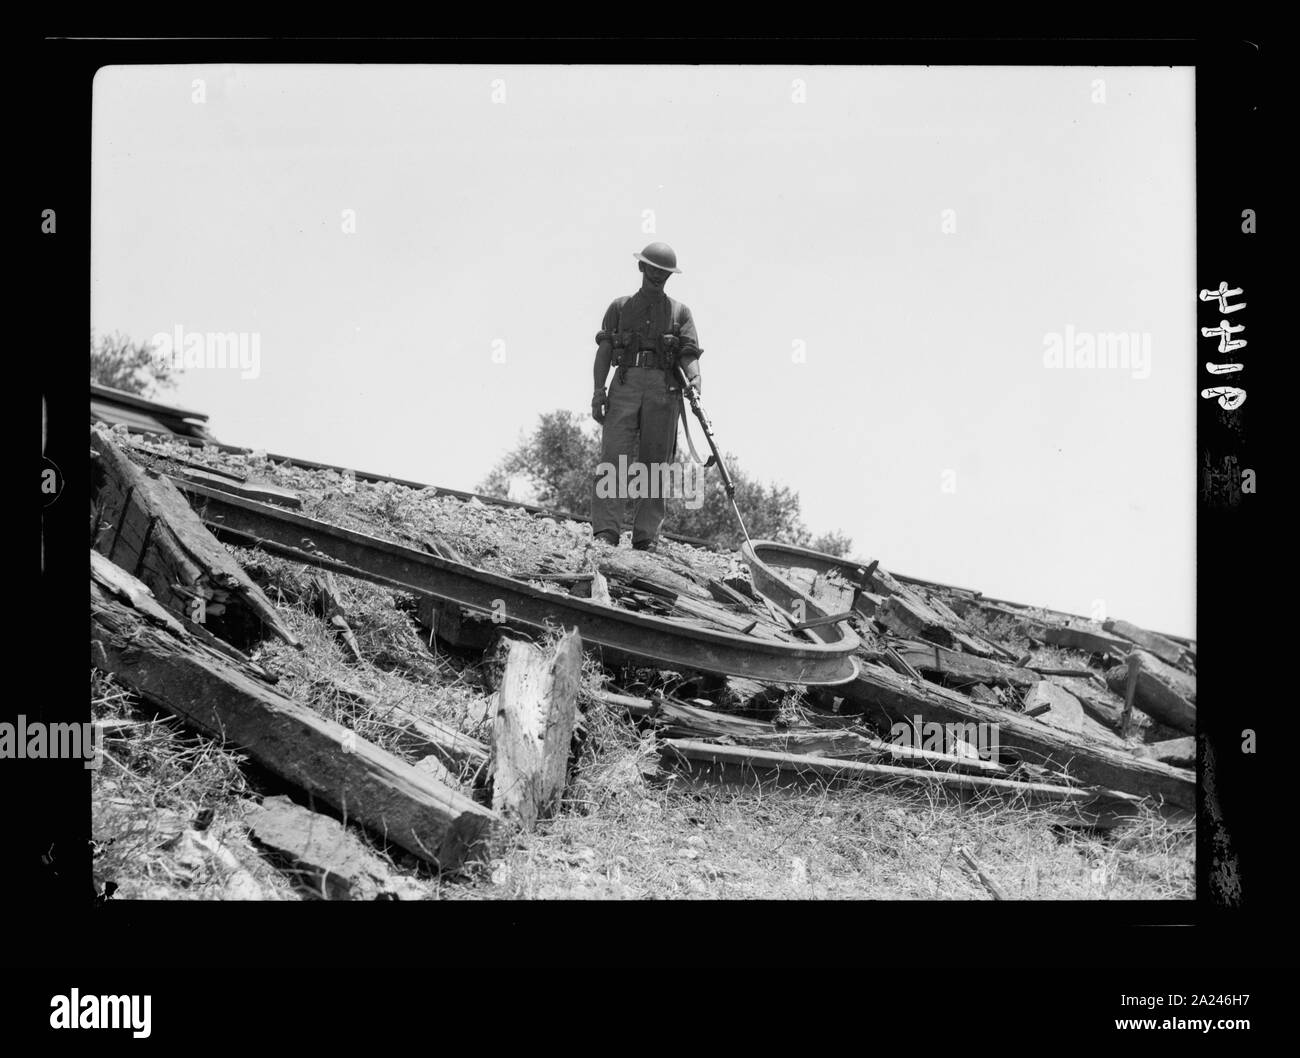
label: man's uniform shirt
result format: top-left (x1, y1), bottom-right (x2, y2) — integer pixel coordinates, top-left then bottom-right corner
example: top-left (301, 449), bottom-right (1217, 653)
top-left (596, 287), bottom-right (702, 361)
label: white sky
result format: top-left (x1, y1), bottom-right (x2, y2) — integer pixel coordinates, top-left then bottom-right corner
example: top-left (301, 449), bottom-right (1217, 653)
top-left (91, 64), bottom-right (1196, 638)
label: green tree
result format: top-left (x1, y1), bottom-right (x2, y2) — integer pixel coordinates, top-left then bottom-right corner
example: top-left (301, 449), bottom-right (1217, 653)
top-left (478, 410), bottom-right (600, 515)
top-left (809, 530), bottom-right (854, 558)
top-left (90, 330), bottom-right (177, 397)
top-left (662, 455), bottom-right (812, 549)
top-left (478, 409), bottom-right (852, 554)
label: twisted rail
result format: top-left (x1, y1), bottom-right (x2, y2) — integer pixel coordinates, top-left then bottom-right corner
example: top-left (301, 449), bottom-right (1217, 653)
top-left (175, 480), bottom-right (861, 685)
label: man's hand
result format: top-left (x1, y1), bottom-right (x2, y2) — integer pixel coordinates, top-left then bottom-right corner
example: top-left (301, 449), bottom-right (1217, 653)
top-left (678, 356), bottom-right (701, 397)
top-left (591, 389), bottom-right (607, 424)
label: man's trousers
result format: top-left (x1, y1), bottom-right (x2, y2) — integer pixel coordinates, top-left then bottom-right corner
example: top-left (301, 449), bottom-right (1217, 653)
top-left (590, 366), bottom-right (682, 545)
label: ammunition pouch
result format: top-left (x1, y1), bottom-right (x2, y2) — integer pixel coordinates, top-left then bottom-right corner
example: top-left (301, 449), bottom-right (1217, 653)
top-left (607, 307), bottom-right (691, 386)
top-left (614, 331), bottom-right (676, 383)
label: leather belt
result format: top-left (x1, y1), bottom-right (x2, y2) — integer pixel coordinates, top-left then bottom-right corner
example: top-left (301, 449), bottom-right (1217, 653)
top-left (626, 350), bottom-right (670, 369)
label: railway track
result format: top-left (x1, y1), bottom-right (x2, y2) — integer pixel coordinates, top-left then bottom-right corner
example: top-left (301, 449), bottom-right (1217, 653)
top-left (119, 423), bottom-right (1190, 648)
top-left (116, 421), bottom-right (1190, 657)
top-left (174, 478), bottom-right (861, 685)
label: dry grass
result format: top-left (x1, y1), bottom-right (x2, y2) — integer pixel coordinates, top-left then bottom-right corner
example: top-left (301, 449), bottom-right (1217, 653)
top-left (459, 703), bottom-right (1194, 901)
top-left (89, 544), bottom-right (500, 901)
top-left (440, 684), bottom-right (1194, 901)
top-left (92, 652), bottom-right (1195, 902)
top-left (90, 670), bottom-right (299, 901)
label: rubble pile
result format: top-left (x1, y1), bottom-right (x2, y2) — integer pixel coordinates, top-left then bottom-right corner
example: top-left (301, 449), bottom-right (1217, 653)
top-left (88, 424), bottom-right (1196, 899)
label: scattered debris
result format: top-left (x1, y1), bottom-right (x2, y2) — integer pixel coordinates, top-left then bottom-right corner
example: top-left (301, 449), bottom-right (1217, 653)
top-left (91, 558), bottom-right (496, 868)
top-left (1043, 624), bottom-right (1132, 657)
top-left (1106, 650), bottom-right (1196, 734)
top-left (883, 638), bottom-right (1037, 690)
top-left (1103, 619), bottom-right (1186, 667)
top-left (658, 739), bottom-right (1144, 828)
top-left (91, 382), bottom-right (217, 442)
top-left (842, 662), bottom-right (1195, 810)
top-left (1053, 675), bottom-right (1149, 735)
top-left (1134, 737), bottom-right (1195, 768)
top-left (248, 795), bottom-right (426, 900)
top-left (91, 427), bottom-right (299, 648)
top-left (166, 465), bottom-right (304, 509)
top-left (878, 594), bottom-right (956, 647)
top-left (1022, 681), bottom-right (1085, 733)
top-left (88, 429), bottom-right (1198, 900)
top-left (598, 689), bottom-right (1008, 776)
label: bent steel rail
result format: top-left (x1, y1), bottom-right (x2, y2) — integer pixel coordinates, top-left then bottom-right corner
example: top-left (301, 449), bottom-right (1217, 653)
top-left (740, 539), bottom-right (869, 642)
top-left (125, 429), bottom-right (1192, 644)
top-left (174, 480), bottom-right (860, 685)
top-left (744, 539), bottom-right (875, 592)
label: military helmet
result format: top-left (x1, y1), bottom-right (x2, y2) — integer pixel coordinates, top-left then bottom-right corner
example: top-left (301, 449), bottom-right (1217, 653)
top-left (633, 241), bottom-right (682, 274)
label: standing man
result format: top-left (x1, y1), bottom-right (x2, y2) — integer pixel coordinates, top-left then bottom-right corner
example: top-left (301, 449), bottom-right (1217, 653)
top-left (590, 242), bottom-right (703, 551)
